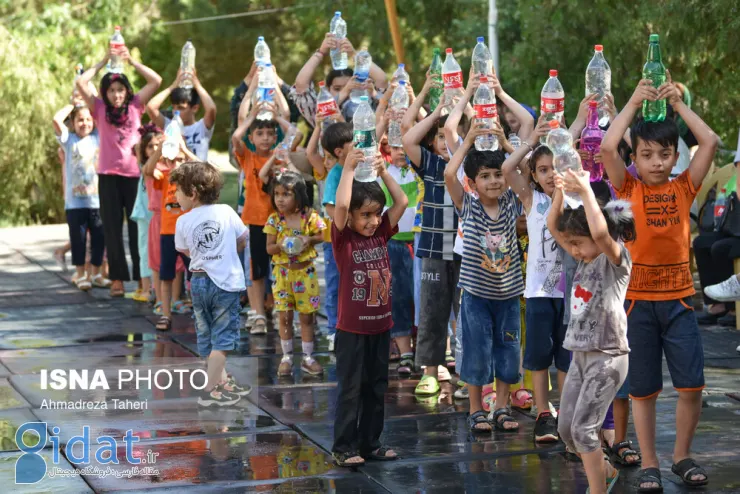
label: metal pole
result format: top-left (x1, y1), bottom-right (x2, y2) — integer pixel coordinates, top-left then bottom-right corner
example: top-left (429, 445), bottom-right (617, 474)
top-left (489, 0), bottom-right (499, 74)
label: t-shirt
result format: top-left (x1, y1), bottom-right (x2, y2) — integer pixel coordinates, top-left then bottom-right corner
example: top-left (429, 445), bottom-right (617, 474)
top-left (57, 127), bottom-right (100, 209)
top-left (92, 94), bottom-right (145, 177)
top-left (379, 164), bottom-right (420, 242)
top-left (236, 147), bottom-right (273, 225)
top-left (175, 204), bottom-right (248, 292)
top-left (263, 209), bottom-right (326, 265)
top-left (564, 244), bottom-right (632, 355)
top-left (615, 170), bottom-right (697, 301)
top-left (524, 190), bottom-right (564, 298)
top-left (332, 211), bottom-right (398, 334)
top-left (314, 167), bottom-right (334, 243)
top-left (154, 168), bottom-right (186, 235)
top-left (458, 189), bottom-right (524, 300)
top-left (163, 117), bottom-right (214, 162)
top-left (321, 164), bottom-right (343, 207)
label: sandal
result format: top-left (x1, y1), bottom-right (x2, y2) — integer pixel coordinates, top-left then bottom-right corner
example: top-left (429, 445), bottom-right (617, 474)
top-left (511, 388), bottom-right (533, 410)
top-left (481, 384), bottom-right (496, 412)
top-left (367, 446), bottom-right (397, 461)
top-left (445, 351), bottom-right (456, 370)
top-left (637, 467), bottom-right (663, 492)
top-left (585, 462), bottom-right (620, 494)
top-left (90, 274), bottom-right (112, 288)
top-left (389, 341), bottom-right (400, 361)
top-left (606, 440), bottom-right (641, 467)
top-left (109, 281), bottom-right (125, 297)
top-left (414, 374), bottom-right (440, 395)
top-left (249, 315), bottom-right (267, 335)
top-left (153, 302), bottom-right (164, 316)
top-left (671, 457), bottom-right (708, 487)
top-left (155, 316), bottom-right (171, 332)
top-left (397, 356), bottom-right (414, 375)
top-left (491, 407), bottom-right (519, 431)
top-left (467, 410), bottom-right (492, 433)
top-left (333, 451), bottom-right (365, 467)
top-left (171, 300), bottom-right (191, 314)
top-left (74, 275), bottom-right (92, 292)
top-left (131, 288), bottom-right (149, 303)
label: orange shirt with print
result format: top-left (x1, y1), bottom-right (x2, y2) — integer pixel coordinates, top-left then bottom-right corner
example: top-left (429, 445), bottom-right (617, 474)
top-left (153, 168), bottom-right (186, 235)
top-left (615, 169), bottom-right (698, 301)
top-left (236, 147), bottom-right (273, 226)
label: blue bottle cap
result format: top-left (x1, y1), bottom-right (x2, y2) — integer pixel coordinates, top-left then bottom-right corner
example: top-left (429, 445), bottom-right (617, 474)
top-left (398, 80), bottom-right (406, 86)
top-left (477, 36), bottom-right (485, 43)
top-left (360, 96), bottom-right (369, 102)
top-left (258, 36), bottom-right (264, 41)
top-left (173, 111), bottom-right (180, 116)
top-left (398, 63), bottom-right (405, 69)
top-left (335, 11), bottom-right (341, 16)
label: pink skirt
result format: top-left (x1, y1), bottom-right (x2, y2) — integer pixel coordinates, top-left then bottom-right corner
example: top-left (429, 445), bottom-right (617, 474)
top-left (148, 213), bottom-right (185, 273)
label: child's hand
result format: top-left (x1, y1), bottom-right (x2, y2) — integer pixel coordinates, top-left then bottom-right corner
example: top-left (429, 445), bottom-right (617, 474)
top-left (296, 236), bottom-right (311, 253)
top-left (381, 82), bottom-right (397, 104)
top-left (463, 120), bottom-right (489, 146)
top-left (465, 74), bottom-right (481, 95)
top-left (527, 114), bottom-right (550, 147)
top-left (170, 68), bottom-right (184, 89)
top-left (604, 93), bottom-right (617, 121)
top-left (153, 168), bottom-right (164, 181)
top-left (339, 76), bottom-right (363, 102)
top-left (319, 33), bottom-right (336, 56)
top-left (594, 151), bottom-right (603, 164)
top-left (339, 38), bottom-right (356, 57)
top-left (576, 93), bottom-right (599, 122)
top-left (553, 173), bottom-right (565, 191)
top-left (562, 168), bottom-right (590, 196)
top-left (344, 148), bottom-right (365, 171)
top-left (488, 73), bottom-right (503, 97)
top-left (628, 79), bottom-right (659, 109)
top-left (421, 69), bottom-right (443, 95)
top-left (490, 120), bottom-right (506, 141)
top-left (405, 82), bottom-right (415, 103)
top-left (118, 47), bottom-right (133, 64)
top-left (657, 69), bottom-right (682, 106)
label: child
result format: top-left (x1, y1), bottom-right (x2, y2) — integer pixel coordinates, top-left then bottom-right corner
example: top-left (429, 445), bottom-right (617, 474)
top-left (601, 72), bottom-right (718, 491)
top-left (331, 148), bottom-right (407, 467)
top-left (52, 102), bottom-right (109, 291)
top-left (264, 171), bottom-right (326, 377)
top-left (502, 117), bottom-right (567, 442)
top-left (146, 69), bottom-right (217, 161)
top-left (444, 122), bottom-right (523, 433)
top-left (547, 170), bottom-right (634, 494)
top-left (171, 161), bottom-right (251, 407)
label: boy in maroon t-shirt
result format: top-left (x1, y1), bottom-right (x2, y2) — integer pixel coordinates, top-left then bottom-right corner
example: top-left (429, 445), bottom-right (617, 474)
top-left (330, 148), bottom-right (409, 467)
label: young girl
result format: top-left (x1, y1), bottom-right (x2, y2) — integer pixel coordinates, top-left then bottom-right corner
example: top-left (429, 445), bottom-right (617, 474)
top-left (547, 169), bottom-right (634, 494)
top-left (264, 171), bottom-right (326, 377)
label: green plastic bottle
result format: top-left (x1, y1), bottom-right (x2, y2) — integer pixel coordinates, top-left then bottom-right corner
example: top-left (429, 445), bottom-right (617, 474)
top-left (642, 34), bottom-right (666, 122)
top-left (428, 48), bottom-right (443, 111)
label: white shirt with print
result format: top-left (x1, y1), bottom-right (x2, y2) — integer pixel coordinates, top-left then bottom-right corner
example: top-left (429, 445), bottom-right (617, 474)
top-left (164, 117), bottom-right (214, 162)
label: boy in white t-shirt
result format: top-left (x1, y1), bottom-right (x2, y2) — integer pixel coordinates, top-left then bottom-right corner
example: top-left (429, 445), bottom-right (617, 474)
top-left (172, 161), bottom-right (250, 407)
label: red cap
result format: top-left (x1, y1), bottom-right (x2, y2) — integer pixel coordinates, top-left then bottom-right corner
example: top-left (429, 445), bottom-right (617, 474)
top-left (115, 25), bottom-right (121, 30)
top-left (548, 120), bottom-right (560, 129)
top-left (549, 69), bottom-right (558, 77)
top-left (319, 81), bottom-right (325, 87)
top-left (588, 100), bottom-right (597, 108)
top-left (595, 44), bottom-right (603, 51)
top-left (446, 48), bottom-right (453, 54)
top-left (479, 76), bottom-right (488, 83)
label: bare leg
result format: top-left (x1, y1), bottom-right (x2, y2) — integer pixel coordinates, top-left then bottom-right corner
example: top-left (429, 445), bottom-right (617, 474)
top-left (152, 271), bottom-right (161, 304)
top-left (161, 280), bottom-right (173, 319)
top-left (206, 350), bottom-right (227, 390)
top-left (395, 336), bottom-right (412, 355)
top-left (494, 381), bottom-right (518, 429)
top-left (173, 271), bottom-right (183, 303)
top-left (674, 390), bottom-right (705, 482)
top-left (582, 450), bottom-right (608, 494)
top-left (533, 369), bottom-right (549, 414)
top-left (633, 396), bottom-right (660, 490)
top-left (247, 278), bottom-right (266, 317)
top-left (299, 313), bottom-right (314, 342)
top-left (557, 370), bottom-right (567, 400)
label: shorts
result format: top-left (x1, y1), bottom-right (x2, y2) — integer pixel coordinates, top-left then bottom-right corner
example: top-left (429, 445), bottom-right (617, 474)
top-left (387, 239), bottom-right (414, 338)
top-left (459, 291), bottom-right (521, 386)
top-left (249, 225), bottom-right (270, 281)
top-left (522, 297), bottom-right (569, 373)
top-left (272, 263), bottom-right (320, 314)
top-left (149, 215), bottom-right (185, 274)
top-left (190, 272), bottom-right (241, 356)
top-left (160, 234), bottom-right (190, 281)
top-left (625, 297), bottom-right (705, 399)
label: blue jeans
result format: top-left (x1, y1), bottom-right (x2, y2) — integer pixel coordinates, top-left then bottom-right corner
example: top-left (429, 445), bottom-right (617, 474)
top-left (191, 273), bottom-right (241, 357)
top-left (413, 233), bottom-right (422, 327)
top-left (522, 297), bottom-right (569, 373)
top-left (323, 242), bottom-right (339, 336)
top-left (387, 239), bottom-right (414, 338)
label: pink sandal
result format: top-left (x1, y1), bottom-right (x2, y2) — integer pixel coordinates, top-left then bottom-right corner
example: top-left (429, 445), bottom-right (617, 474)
top-left (511, 388), bottom-right (533, 410)
top-left (481, 384), bottom-right (496, 412)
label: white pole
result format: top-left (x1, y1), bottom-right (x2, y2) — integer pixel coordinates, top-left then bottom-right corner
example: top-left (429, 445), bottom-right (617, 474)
top-left (489, 0), bottom-right (499, 74)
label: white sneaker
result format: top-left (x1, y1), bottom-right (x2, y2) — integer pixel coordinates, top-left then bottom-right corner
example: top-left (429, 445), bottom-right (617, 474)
top-left (705, 275), bottom-right (740, 302)
top-left (437, 365), bottom-right (451, 382)
top-left (736, 344), bottom-right (740, 353)
top-left (327, 333), bottom-right (336, 352)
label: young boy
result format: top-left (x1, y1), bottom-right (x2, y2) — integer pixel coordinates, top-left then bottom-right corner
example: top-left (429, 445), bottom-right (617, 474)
top-left (146, 70), bottom-right (217, 161)
top-left (601, 71), bottom-right (718, 491)
top-left (444, 123), bottom-right (524, 433)
top-left (331, 147), bottom-right (408, 467)
top-left (171, 161), bottom-right (251, 407)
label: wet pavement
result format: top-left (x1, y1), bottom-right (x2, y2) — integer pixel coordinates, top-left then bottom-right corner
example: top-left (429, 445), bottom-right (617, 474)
top-left (1, 224), bottom-right (740, 493)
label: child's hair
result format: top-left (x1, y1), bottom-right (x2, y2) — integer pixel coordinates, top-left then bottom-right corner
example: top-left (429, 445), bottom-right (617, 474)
top-left (321, 122), bottom-right (353, 158)
top-left (170, 87), bottom-right (200, 107)
top-left (249, 118), bottom-right (279, 134)
top-left (270, 170), bottom-right (310, 212)
top-left (528, 144), bottom-right (553, 192)
top-left (169, 161), bottom-right (223, 205)
top-left (630, 117), bottom-right (679, 152)
top-left (137, 123), bottom-right (163, 160)
top-left (70, 105), bottom-right (90, 123)
top-left (421, 114), bottom-right (470, 154)
top-left (326, 68), bottom-right (354, 88)
top-left (463, 149), bottom-right (506, 181)
top-left (100, 72), bottom-right (134, 126)
top-left (557, 199), bottom-right (637, 243)
top-left (349, 180), bottom-right (386, 212)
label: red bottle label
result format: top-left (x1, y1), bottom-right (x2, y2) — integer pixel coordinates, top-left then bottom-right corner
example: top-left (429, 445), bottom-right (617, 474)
top-left (110, 41), bottom-right (125, 50)
top-left (715, 204), bottom-right (726, 218)
top-left (316, 100), bottom-right (338, 118)
top-left (443, 71), bottom-right (463, 90)
top-left (474, 104), bottom-right (498, 119)
top-left (540, 97), bottom-right (564, 114)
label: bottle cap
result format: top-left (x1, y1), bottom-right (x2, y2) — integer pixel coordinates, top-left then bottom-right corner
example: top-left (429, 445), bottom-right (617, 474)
top-left (399, 80), bottom-right (406, 85)
top-left (115, 25), bottom-right (121, 30)
top-left (477, 36), bottom-right (485, 43)
top-left (335, 11), bottom-right (341, 16)
top-left (258, 36), bottom-right (264, 41)
top-left (446, 48), bottom-right (453, 54)
top-left (187, 38), bottom-right (192, 42)
top-left (588, 101), bottom-right (597, 108)
top-left (549, 69), bottom-right (558, 77)
top-left (649, 34), bottom-right (659, 42)
top-left (264, 63), bottom-right (272, 67)
top-left (360, 95), bottom-right (369, 102)
top-left (433, 47), bottom-right (441, 55)
top-left (548, 120), bottom-right (560, 129)
top-left (594, 44), bottom-right (603, 52)
top-left (319, 81), bottom-right (326, 87)
top-left (174, 110), bottom-right (180, 116)
top-left (398, 63), bottom-right (405, 69)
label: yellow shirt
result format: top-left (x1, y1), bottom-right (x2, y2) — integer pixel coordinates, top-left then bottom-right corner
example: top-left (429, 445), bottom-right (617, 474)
top-left (263, 209), bottom-right (326, 265)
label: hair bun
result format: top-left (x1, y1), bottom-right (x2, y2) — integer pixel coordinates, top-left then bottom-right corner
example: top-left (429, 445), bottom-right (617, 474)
top-left (603, 199), bottom-right (633, 223)
top-left (138, 123), bottom-right (162, 137)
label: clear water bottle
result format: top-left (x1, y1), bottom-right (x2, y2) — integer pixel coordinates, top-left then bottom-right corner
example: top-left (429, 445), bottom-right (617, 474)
top-left (392, 63), bottom-right (409, 84)
top-left (428, 48), bottom-right (443, 112)
top-left (316, 81), bottom-right (340, 129)
top-left (276, 125), bottom-right (298, 163)
top-left (442, 48), bottom-right (463, 100)
top-left (254, 36), bottom-right (271, 65)
top-left (282, 236), bottom-right (305, 256)
top-left (388, 80), bottom-right (409, 147)
top-left (540, 69), bottom-right (565, 125)
top-left (473, 76), bottom-right (499, 152)
top-left (509, 133), bottom-right (521, 151)
top-left (108, 26), bottom-right (126, 74)
top-left (642, 34), bottom-right (666, 122)
top-left (585, 44), bottom-right (611, 123)
top-left (256, 63), bottom-right (275, 121)
top-left (546, 120), bottom-right (583, 208)
top-left (329, 12), bottom-right (348, 70)
top-left (352, 96), bottom-right (378, 182)
top-left (179, 39), bottom-right (196, 89)
top-left (72, 63), bottom-right (83, 98)
top-left (162, 111), bottom-right (184, 160)
top-left (350, 50), bottom-right (372, 104)
top-left (472, 36), bottom-right (493, 76)
top-left (580, 101), bottom-right (606, 181)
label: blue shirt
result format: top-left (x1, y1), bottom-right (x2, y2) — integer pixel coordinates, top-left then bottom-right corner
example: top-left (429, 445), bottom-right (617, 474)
top-left (57, 127), bottom-right (100, 209)
top-left (322, 164), bottom-right (343, 206)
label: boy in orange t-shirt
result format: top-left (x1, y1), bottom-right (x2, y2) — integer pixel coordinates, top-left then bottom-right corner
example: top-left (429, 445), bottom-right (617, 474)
top-left (601, 71), bottom-right (718, 490)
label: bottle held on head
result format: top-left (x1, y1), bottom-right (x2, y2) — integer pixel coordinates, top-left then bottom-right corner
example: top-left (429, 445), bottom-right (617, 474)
top-left (642, 34), bottom-right (667, 122)
top-left (392, 63), bottom-right (409, 84)
top-left (540, 69), bottom-right (565, 134)
top-left (580, 101), bottom-right (606, 181)
top-left (546, 120), bottom-right (584, 208)
top-left (585, 44), bottom-right (611, 123)
top-left (350, 50), bottom-right (372, 104)
top-left (428, 48), bottom-right (443, 112)
top-left (179, 39), bottom-right (196, 89)
top-left (107, 26), bottom-right (126, 74)
top-left (352, 96), bottom-right (378, 182)
top-left (254, 36), bottom-right (271, 65)
top-left (329, 12), bottom-right (348, 70)
top-left (472, 36), bottom-right (493, 77)
top-left (388, 80), bottom-right (409, 147)
top-left (442, 48), bottom-right (464, 102)
top-left (256, 63), bottom-right (276, 121)
top-left (162, 111), bottom-right (184, 160)
top-left (473, 76), bottom-right (499, 152)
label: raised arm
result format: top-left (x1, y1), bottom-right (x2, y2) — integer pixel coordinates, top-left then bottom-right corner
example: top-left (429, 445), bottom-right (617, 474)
top-left (232, 101), bottom-right (261, 157)
top-left (192, 71), bottom-right (217, 130)
top-left (402, 100), bottom-right (446, 167)
top-left (146, 71), bottom-right (181, 129)
top-left (258, 154), bottom-right (277, 184)
top-left (445, 121), bottom-right (486, 210)
top-left (306, 120), bottom-right (326, 177)
top-left (76, 55), bottom-right (109, 109)
top-left (546, 185), bottom-right (567, 252)
top-left (52, 104), bottom-right (74, 137)
top-left (120, 48), bottom-right (162, 104)
top-left (238, 71), bottom-right (259, 126)
top-left (491, 74), bottom-right (535, 140)
top-left (143, 143), bottom-right (163, 177)
top-left (333, 147), bottom-right (365, 231)
top-left (402, 73), bottom-right (435, 140)
top-left (502, 117), bottom-right (550, 212)
top-left (377, 158), bottom-right (409, 227)
top-left (445, 74), bottom-right (478, 155)
top-left (569, 93), bottom-right (599, 141)
top-left (375, 83), bottom-right (394, 139)
top-left (294, 33), bottom-right (335, 94)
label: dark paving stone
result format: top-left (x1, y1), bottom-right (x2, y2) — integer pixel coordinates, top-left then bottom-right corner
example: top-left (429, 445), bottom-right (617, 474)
top-left (0, 286), bottom-right (93, 309)
top-left (0, 329), bottom-right (163, 351)
top-left (0, 265), bottom-right (68, 294)
top-left (0, 449), bottom-right (94, 492)
top-left (228, 353), bottom-right (336, 387)
top-left (0, 361), bottom-right (9, 378)
top-left (0, 408), bottom-right (43, 452)
top-left (171, 330), bottom-right (332, 358)
top-left (0, 378), bottom-right (30, 410)
top-left (701, 326), bottom-right (740, 360)
top-left (0, 302), bottom-right (128, 331)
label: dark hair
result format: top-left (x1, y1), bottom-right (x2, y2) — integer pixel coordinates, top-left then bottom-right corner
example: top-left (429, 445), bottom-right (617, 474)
top-left (169, 161), bottom-right (223, 205)
top-left (349, 180), bottom-right (386, 212)
top-left (528, 144), bottom-right (553, 192)
top-left (326, 68), bottom-right (353, 88)
top-left (557, 200), bottom-right (637, 243)
top-left (321, 122), bottom-right (354, 158)
top-left (100, 72), bottom-right (134, 127)
top-left (137, 123), bottom-right (163, 161)
top-left (170, 87), bottom-right (200, 107)
top-left (421, 114), bottom-right (470, 155)
top-left (249, 119), bottom-right (279, 133)
top-left (70, 105), bottom-right (91, 123)
top-left (630, 117), bottom-right (679, 153)
top-left (270, 170), bottom-right (310, 212)
top-left (463, 149), bottom-right (506, 181)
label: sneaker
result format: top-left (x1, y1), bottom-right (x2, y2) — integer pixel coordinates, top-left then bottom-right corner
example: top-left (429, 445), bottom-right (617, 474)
top-left (534, 411), bottom-right (559, 443)
top-left (327, 333), bottom-right (336, 352)
top-left (222, 376), bottom-right (251, 396)
top-left (437, 366), bottom-right (451, 382)
top-left (278, 359), bottom-right (292, 377)
top-left (704, 275), bottom-right (740, 302)
top-left (301, 357), bottom-right (324, 376)
top-left (249, 316), bottom-right (267, 335)
top-left (453, 386), bottom-right (469, 400)
top-left (197, 385), bottom-right (241, 407)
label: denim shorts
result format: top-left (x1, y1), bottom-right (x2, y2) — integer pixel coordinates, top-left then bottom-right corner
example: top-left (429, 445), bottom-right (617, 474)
top-left (387, 239), bottom-right (414, 338)
top-left (459, 291), bottom-right (521, 386)
top-left (625, 297), bottom-right (705, 399)
top-left (523, 297), bottom-right (569, 373)
top-left (191, 273), bottom-right (241, 357)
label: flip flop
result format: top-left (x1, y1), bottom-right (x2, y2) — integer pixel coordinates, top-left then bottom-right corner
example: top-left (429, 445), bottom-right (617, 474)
top-left (367, 446), bottom-right (397, 461)
top-left (414, 375), bottom-right (440, 395)
top-left (171, 300), bottom-right (191, 314)
top-left (481, 384), bottom-right (496, 412)
top-left (511, 388), bottom-right (533, 410)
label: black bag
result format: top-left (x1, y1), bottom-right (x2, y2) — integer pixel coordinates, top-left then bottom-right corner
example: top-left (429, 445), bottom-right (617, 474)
top-left (718, 192), bottom-right (740, 237)
top-left (693, 185), bottom-right (717, 233)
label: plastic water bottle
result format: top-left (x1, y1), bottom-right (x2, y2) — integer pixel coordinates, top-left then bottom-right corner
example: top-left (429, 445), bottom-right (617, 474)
top-left (162, 111), bottom-right (184, 160)
top-left (350, 50), bottom-right (372, 104)
top-left (428, 48), bottom-right (443, 112)
top-left (256, 63), bottom-right (275, 121)
top-left (388, 80), bottom-right (409, 147)
top-left (642, 34), bottom-right (666, 122)
top-left (254, 36), bottom-right (271, 65)
top-left (329, 12), bottom-right (348, 70)
top-left (509, 133), bottom-right (521, 150)
top-left (715, 189), bottom-right (728, 231)
top-left (392, 63), bottom-right (409, 84)
top-left (472, 36), bottom-right (493, 76)
top-left (585, 44), bottom-right (611, 122)
top-left (316, 81), bottom-right (340, 129)
top-left (72, 63), bottom-right (83, 97)
top-left (442, 48), bottom-right (463, 100)
top-left (352, 96), bottom-right (377, 182)
top-left (179, 39), bottom-right (196, 89)
top-left (580, 101), bottom-right (606, 181)
top-left (546, 120), bottom-right (583, 208)
top-left (473, 76), bottom-right (499, 152)
top-left (108, 26), bottom-right (125, 74)
top-left (276, 125), bottom-right (297, 163)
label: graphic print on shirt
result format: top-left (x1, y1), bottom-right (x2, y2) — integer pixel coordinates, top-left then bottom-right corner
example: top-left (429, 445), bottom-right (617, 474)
top-left (645, 190), bottom-right (680, 227)
top-left (350, 244), bottom-right (392, 309)
top-left (479, 231), bottom-right (512, 273)
top-left (70, 141), bottom-right (99, 198)
top-left (537, 224), bottom-right (563, 295)
top-left (192, 220), bottom-right (224, 254)
top-left (164, 183), bottom-right (181, 213)
top-left (571, 283), bottom-right (593, 316)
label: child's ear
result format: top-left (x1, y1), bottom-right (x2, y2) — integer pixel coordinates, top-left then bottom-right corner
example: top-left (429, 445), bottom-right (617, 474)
top-left (334, 147), bottom-right (344, 160)
top-left (192, 104), bottom-right (200, 113)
